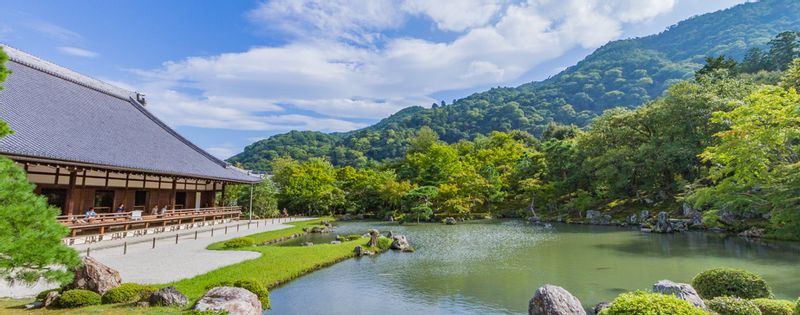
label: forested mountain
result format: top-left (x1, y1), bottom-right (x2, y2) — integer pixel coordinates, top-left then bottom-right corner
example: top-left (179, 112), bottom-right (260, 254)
top-left (230, 0), bottom-right (800, 171)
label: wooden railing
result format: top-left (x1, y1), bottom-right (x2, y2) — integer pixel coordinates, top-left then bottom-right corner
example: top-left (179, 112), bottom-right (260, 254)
top-left (59, 206), bottom-right (242, 237)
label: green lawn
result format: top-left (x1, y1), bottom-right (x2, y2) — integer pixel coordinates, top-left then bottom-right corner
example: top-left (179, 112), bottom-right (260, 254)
top-left (1, 218), bottom-right (374, 314)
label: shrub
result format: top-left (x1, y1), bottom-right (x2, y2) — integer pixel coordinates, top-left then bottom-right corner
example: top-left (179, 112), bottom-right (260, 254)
top-left (36, 288), bottom-right (60, 301)
top-left (597, 291), bottom-right (705, 315)
top-left (692, 268), bottom-right (773, 299)
top-left (233, 280), bottom-right (270, 309)
top-left (223, 237), bottom-right (255, 249)
top-left (751, 298), bottom-right (794, 315)
top-left (57, 289), bottom-right (101, 308)
top-left (346, 235), bottom-right (362, 241)
top-left (184, 310), bottom-right (230, 315)
top-left (707, 296), bottom-right (761, 315)
top-left (796, 298), bottom-right (799, 315)
top-left (101, 283), bottom-right (156, 304)
top-left (376, 237), bottom-right (392, 250)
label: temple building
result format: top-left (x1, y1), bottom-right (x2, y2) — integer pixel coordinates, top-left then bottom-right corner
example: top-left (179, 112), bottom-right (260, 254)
top-left (0, 45), bottom-right (260, 237)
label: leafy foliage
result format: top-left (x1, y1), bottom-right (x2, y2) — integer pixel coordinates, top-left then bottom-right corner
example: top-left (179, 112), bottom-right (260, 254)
top-left (707, 296), bottom-right (762, 315)
top-left (692, 268), bottom-right (773, 299)
top-left (0, 48), bottom-right (80, 285)
top-left (101, 283), bottom-right (156, 304)
top-left (223, 237), bottom-right (255, 249)
top-left (751, 298), bottom-right (795, 315)
top-left (597, 291), bottom-right (706, 315)
top-left (57, 289), bottom-right (101, 308)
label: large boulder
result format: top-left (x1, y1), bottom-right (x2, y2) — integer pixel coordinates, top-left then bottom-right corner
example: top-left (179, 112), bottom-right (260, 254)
top-left (194, 287), bottom-right (262, 315)
top-left (367, 229), bottom-right (381, 247)
top-left (43, 291), bottom-right (60, 308)
top-left (652, 211), bottom-right (674, 233)
top-left (444, 217), bottom-right (457, 225)
top-left (390, 235), bottom-right (410, 250)
top-left (149, 286), bottom-right (188, 307)
top-left (68, 256), bottom-right (122, 294)
top-left (354, 245), bottom-right (374, 257)
top-left (529, 284), bottom-right (586, 315)
top-left (652, 280), bottom-right (705, 309)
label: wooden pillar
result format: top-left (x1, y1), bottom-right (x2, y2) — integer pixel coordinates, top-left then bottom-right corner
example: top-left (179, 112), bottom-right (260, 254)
top-left (220, 182), bottom-right (227, 207)
top-left (170, 178), bottom-right (177, 210)
top-left (65, 171), bottom-right (77, 216)
top-left (78, 170), bottom-right (86, 213)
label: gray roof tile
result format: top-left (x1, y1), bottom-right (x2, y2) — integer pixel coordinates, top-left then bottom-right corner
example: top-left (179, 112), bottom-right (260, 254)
top-left (0, 46), bottom-right (259, 183)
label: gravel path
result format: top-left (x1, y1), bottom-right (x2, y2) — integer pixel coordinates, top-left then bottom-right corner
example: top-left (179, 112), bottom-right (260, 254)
top-left (0, 217), bottom-right (312, 298)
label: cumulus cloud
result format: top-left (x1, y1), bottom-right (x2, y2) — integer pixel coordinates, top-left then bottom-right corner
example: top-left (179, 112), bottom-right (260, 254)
top-left (136, 0), bottom-right (679, 135)
top-left (58, 46), bottom-right (98, 58)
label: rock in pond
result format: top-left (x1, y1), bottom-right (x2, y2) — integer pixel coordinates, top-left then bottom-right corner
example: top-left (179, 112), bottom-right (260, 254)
top-left (367, 229), bottom-right (381, 247)
top-left (652, 211), bottom-right (674, 233)
top-left (390, 235), bottom-right (411, 251)
top-left (444, 217), bottom-right (457, 225)
top-left (592, 301), bottom-right (611, 314)
top-left (149, 286), bottom-right (188, 307)
top-left (354, 245), bottom-right (374, 257)
top-left (652, 280), bottom-right (705, 309)
top-left (194, 287), bottom-right (262, 315)
top-left (68, 256), bottom-right (122, 294)
top-left (739, 228), bottom-right (765, 238)
top-left (528, 284), bottom-right (586, 315)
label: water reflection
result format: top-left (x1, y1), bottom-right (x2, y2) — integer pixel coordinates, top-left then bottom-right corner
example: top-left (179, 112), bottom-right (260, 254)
top-left (268, 220), bottom-right (800, 315)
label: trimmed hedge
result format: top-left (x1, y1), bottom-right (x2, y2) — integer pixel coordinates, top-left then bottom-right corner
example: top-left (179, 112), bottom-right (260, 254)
top-left (597, 291), bottom-right (706, 315)
top-left (692, 268), bottom-right (773, 299)
top-left (57, 289), bottom-right (101, 308)
top-left (707, 296), bottom-right (761, 315)
top-left (223, 237), bottom-right (255, 249)
top-left (751, 298), bottom-right (794, 315)
top-left (101, 283), bottom-right (156, 304)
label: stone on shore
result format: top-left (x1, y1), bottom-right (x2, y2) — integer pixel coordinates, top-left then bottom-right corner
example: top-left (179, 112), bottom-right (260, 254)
top-left (390, 235), bottom-right (411, 250)
top-left (444, 217), bottom-right (457, 225)
top-left (592, 301), bottom-right (611, 314)
top-left (354, 245), bottom-right (374, 256)
top-left (149, 286), bottom-right (188, 307)
top-left (43, 291), bottom-right (60, 308)
top-left (367, 229), bottom-right (381, 247)
top-left (194, 287), bottom-right (262, 315)
top-left (652, 280), bottom-right (705, 309)
top-left (652, 211), bottom-right (674, 233)
top-left (68, 256), bottom-right (122, 294)
top-left (528, 284), bottom-right (587, 315)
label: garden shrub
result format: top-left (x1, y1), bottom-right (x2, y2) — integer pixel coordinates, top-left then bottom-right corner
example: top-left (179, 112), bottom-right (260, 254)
top-left (346, 235), bottom-right (362, 241)
top-left (101, 283), bottom-right (156, 304)
top-left (57, 289), bottom-right (101, 308)
top-left (184, 310), bottom-right (230, 315)
top-left (796, 298), bottom-right (799, 315)
top-left (376, 237), bottom-right (393, 250)
top-left (707, 296), bottom-right (761, 315)
top-left (223, 237), bottom-right (255, 249)
top-left (751, 298), bottom-right (794, 315)
top-left (233, 280), bottom-right (270, 309)
top-left (597, 291), bottom-right (705, 315)
top-left (692, 268), bottom-right (773, 299)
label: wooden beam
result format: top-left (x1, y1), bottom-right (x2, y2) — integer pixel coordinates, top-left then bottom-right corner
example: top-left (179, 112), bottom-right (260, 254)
top-left (171, 178), bottom-right (177, 210)
top-left (65, 171), bottom-right (77, 216)
top-left (54, 167), bottom-right (60, 185)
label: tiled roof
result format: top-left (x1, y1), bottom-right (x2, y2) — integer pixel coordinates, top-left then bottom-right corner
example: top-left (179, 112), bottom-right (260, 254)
top-left (0, 45), bottom-right (260, 183)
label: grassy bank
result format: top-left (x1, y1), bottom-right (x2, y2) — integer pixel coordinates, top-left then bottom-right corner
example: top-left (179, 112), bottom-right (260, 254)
top-left (1, 218), bottom-right (373, 314)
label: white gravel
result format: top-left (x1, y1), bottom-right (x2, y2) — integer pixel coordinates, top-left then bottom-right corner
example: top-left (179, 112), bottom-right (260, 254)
top-left (0, 218), bottom-right (312, 298)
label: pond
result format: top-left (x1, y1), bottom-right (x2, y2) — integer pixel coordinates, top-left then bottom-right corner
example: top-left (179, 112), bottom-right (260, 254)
top-left (268, 220), bottom-right (800, 314)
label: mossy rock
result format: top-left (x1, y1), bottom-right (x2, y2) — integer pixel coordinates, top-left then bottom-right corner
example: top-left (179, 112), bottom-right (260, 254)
top-left (36, 288), bottom-right (61, 301)
top-left (707, 296), bottom-right (761, 315)
top-left (57, 289), bottom-right (101, 308)
top-left (692, 268), bottom-right (772, 299)
top-left (206, 280), bottom-right (270, 309)
top-left (223, 237), bottom-right (255, 249)
top-left (101, 283), bottom-right (156, 304)
top-left (751, 298), bottom-right (795, 315)
top-left (598, 291), bottom-right (705, 315)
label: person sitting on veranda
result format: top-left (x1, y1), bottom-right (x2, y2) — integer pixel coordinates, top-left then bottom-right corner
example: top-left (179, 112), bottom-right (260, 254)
top-left (159, 205), bottom-right (169, 217)
top-left (115, 203), bottom-right (125, 217)
top-left (151, 204), bottom-right (159, 216)
top-left (84, 207), bottom-right (98, 222)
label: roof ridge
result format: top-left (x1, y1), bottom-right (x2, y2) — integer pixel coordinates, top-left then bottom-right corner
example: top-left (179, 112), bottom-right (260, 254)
top-left (0, 44), bottom-right (138, 101)
top-left (126, 96), bottom-right (235, 169)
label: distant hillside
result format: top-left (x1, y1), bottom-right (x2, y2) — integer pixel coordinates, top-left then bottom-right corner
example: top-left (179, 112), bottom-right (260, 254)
top-left (230, 0), bottom-right (800, 171)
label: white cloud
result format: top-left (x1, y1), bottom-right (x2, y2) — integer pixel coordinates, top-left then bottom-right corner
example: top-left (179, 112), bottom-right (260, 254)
top-left (58, 46), bottom-right (98, 58)
top-left (30, 21), bottom-right (81, 41)
top-left (134, 0), bottom-right (680, 135)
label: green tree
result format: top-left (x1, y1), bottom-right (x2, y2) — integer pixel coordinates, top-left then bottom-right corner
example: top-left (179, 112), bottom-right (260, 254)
top-left (767, 31), bottom-right (800, 71)
top-left (0, 48), bottom-right (80, 285)
top-left (272, 157), bottom-right (342, 215)
top-left (238, 179), bottom-right (279, 218)
top-left (696, 55), bottom-right (738, 80)
top-left (403, 186), bottom-right (438, 223)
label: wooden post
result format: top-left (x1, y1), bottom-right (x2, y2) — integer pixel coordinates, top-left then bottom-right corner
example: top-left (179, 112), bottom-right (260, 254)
top-left (220, 182), bottom-right (227, 207)
top-left (65, 171), bottom-right (78, 216)
top-left (171, 178), bottom-right (177, 210)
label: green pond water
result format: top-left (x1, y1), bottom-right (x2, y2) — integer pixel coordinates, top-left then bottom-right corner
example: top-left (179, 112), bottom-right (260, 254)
top-left (269, 220), bottom-right (800, 314)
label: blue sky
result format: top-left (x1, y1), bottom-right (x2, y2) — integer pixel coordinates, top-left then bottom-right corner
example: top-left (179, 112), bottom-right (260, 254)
top-left (0, 0), bottom-right (746, 158)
